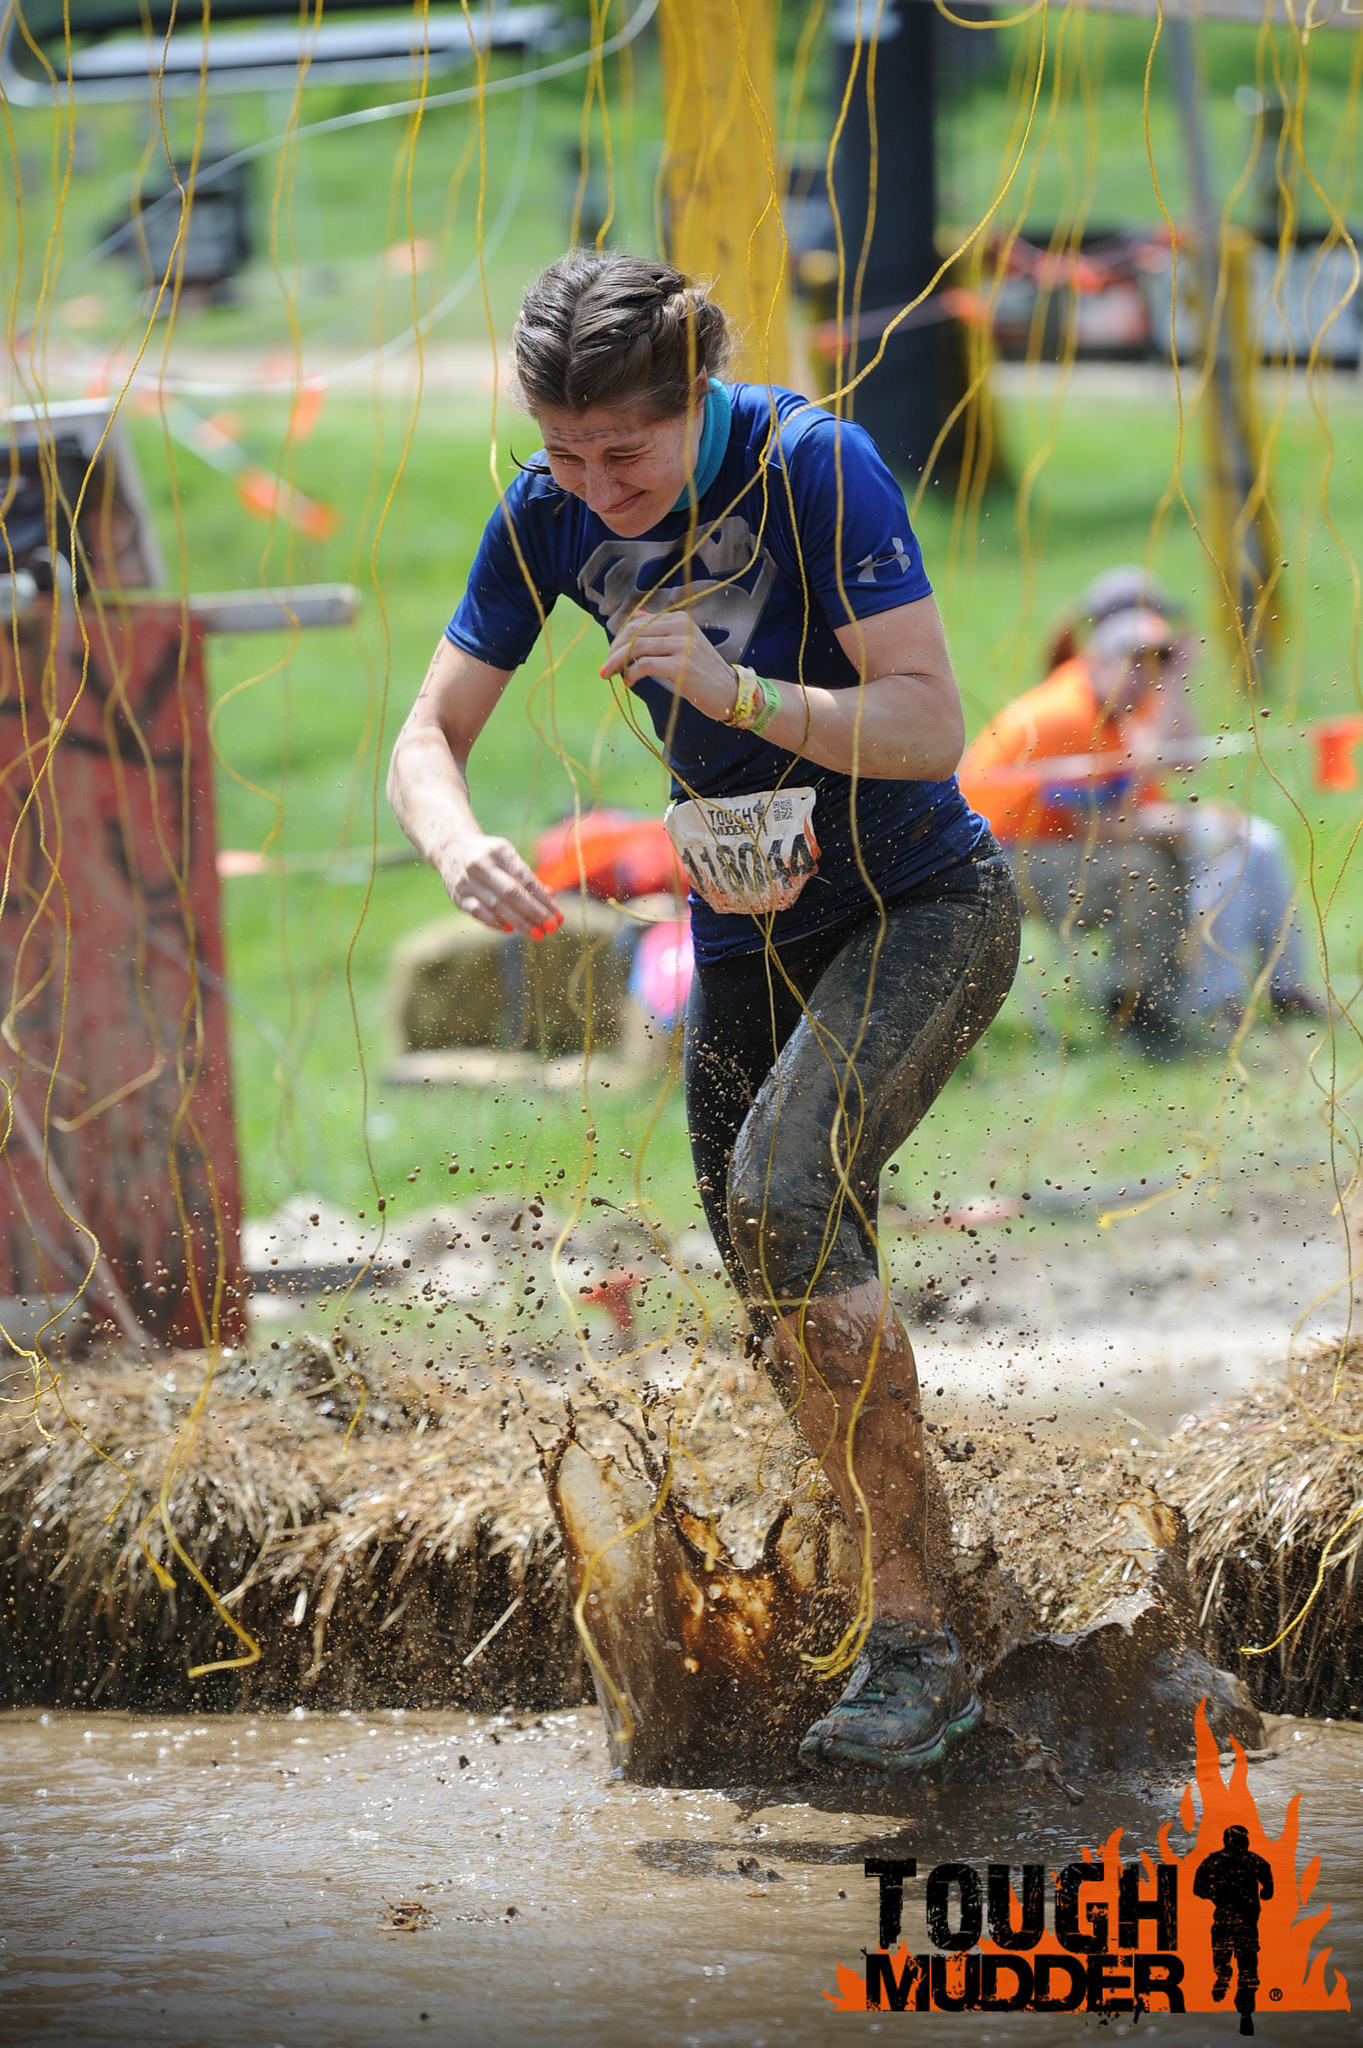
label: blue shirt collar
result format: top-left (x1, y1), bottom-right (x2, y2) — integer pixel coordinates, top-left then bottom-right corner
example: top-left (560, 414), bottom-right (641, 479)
top-left (670, 380), bottom-right (731, 514)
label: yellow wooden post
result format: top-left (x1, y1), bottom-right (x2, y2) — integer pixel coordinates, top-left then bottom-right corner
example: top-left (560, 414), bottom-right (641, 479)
top-left (1202, 226), bottom-right (1283, 668)
top-left (658, 0), bottom-right (791, 384)
top-left (1168, 16), bottom-right (1281, 680)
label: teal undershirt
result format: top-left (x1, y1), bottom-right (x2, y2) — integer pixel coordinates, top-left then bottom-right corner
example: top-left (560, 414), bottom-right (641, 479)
top-left (670, 380), bottom-right (732, 513)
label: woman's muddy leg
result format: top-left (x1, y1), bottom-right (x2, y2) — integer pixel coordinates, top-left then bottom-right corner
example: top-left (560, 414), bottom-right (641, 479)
top-left (719, 859), bottom-right (1019, 1767)
top-left (683, 942), bottom-right (816, 1327)
top-left (728, 853), bottom-right (1021, 1616)
top-left (767, 1278), bottom-right (938, 1630)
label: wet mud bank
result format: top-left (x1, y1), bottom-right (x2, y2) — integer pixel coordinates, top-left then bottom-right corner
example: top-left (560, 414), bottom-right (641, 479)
top-left (4, 1331), bottom-right (1338, 1787)
top-left (0, 1340), bottom-right (586, 1716)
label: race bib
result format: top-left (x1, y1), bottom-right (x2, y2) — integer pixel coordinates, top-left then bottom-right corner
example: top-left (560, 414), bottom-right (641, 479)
top-left (664, 786), bottom-right (820, 916)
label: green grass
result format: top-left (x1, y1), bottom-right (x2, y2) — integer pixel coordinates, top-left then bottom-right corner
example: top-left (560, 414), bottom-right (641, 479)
top-left (4, 52), bottom-right (667, 356)
top-left (109, 365), bottom-right (1363, 1240)
top-left (8, 7), bottom-right (1363, 1247)
top-left (940, 10), bottom-right (1363, 236)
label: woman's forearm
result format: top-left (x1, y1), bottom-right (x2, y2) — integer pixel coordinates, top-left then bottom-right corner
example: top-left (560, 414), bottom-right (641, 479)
top-left (387, 716), bottom-right (480, 876)
top-left (387, 638), bottom-right (563, 936)
top-left (737, 671), bottom-right (965, 782)
top-left (602, 595), bottom-right (967, 785)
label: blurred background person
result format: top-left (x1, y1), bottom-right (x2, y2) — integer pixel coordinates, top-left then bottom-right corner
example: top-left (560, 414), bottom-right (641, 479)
top-left (960, 568), bottom-right (1323, 1055)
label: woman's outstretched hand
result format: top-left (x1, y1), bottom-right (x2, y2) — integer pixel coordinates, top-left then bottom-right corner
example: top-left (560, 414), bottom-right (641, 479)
top-left (388, 640), bottom-right (566, 942)
top-left (601, 606), bottom-right (738, 723)
top-left (439, 830), bottom-right (563, 940)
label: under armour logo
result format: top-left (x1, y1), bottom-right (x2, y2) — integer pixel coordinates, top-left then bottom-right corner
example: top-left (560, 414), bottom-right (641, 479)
top-left (855, 537), bottom-right (913, 584)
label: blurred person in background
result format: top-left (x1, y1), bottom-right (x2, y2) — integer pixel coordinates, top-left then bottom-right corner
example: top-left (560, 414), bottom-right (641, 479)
top-left (959, 568), bottom-right (1323, 1055)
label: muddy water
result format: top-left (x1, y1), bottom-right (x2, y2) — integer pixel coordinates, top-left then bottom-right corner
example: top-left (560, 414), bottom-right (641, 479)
top-left (1, 1709), bottom-right (1358, 2048)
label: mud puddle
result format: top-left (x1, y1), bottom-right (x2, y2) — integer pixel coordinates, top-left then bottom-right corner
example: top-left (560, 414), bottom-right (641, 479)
top-left (0, 1707), bottom-right (1357, 2047)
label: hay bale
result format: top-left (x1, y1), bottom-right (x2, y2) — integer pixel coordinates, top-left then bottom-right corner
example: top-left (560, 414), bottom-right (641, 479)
top-left (513, 895), bottom-right (637, 1056)
top-left (388, 896), bottom-right (643, 1059)
top-left (1162, 1340), bottom-right (1363, 1720)
top-left (0, 1335), bottom-right (1262, 1768)
top-left (0, 1341), bottom-right (586, 1713)
top-left (389, 918), bottom-right (507, 1052)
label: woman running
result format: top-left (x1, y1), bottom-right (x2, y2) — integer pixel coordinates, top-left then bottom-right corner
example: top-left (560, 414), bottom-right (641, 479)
top-left (388, 252), bottom-right (1020, 1772)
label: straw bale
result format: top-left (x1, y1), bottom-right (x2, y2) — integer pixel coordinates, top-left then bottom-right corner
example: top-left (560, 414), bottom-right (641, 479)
top-left (0, 1333), bottom-right (1262, 1736)
top-left (0, 1339), bottom-right (584, 1712)
top-left (388, 896), bottom-right (640, 1060)
top-left (1161, 1340), bottom-right (1363, 1720)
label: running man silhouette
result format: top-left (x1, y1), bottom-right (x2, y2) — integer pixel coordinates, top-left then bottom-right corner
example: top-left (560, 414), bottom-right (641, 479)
top-left (1193, 1824), bottom-right (1274, 2035)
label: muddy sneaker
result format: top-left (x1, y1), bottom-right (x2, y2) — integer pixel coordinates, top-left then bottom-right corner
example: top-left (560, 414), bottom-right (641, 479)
top-left (799, 1622), bottom-right (980, 1772)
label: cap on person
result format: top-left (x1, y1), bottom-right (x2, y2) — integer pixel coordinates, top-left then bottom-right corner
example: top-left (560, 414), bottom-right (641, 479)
top-left (1086, 605), bottom-right (1176, 663)
top-left (1045, 565), bottom-right (1188, 670)
top-left (1076, 565), bottom-right (1188, 631)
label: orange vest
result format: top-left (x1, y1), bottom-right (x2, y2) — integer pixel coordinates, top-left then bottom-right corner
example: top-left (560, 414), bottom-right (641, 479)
top-left (958, 658), bottom-right (1163, 844)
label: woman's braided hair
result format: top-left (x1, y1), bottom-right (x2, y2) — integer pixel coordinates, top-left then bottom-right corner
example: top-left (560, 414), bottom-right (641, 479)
top-left (512, 251), bottom-right (730, 420)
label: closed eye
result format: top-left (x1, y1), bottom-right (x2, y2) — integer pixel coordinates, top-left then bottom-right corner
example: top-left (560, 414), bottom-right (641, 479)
top-left (544, 446), bottom-right (648, 464)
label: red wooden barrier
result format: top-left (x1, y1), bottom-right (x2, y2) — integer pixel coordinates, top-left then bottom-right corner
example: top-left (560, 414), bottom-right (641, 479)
top-left (1, 596), bottom-right (246, 1348)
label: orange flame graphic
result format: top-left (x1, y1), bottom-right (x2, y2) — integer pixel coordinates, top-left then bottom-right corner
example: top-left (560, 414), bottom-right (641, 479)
top-left (824, 1702), bottom-right (1349, 2016)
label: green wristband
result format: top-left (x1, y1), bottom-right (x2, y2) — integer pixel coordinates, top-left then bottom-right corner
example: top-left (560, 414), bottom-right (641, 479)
top-left (747, 675), bottom-right (782, 736)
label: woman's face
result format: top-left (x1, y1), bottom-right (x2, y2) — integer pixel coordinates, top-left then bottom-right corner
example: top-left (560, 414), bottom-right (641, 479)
top-left (536, 384), bottom-right (706, 536)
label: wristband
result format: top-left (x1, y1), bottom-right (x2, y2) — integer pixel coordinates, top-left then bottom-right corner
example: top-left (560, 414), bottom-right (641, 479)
top-left (724, 663), bottom-right (781, 735)
top-left (748, 675), bottom-right (782, 735)
top-left (723, 663), bottom-right (761, 728)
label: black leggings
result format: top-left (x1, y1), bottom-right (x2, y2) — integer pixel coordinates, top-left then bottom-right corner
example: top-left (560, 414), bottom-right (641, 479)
top-left (683, 842), bottom-right (1021, 1313)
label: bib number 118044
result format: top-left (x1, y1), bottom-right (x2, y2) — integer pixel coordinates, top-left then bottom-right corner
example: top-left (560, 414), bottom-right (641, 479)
top-left (664, 785), bottom-right (820, 917)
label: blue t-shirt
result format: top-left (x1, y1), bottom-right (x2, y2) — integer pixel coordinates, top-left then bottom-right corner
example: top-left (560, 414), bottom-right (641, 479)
top-left (446, 381), bottom-right (986, 962)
